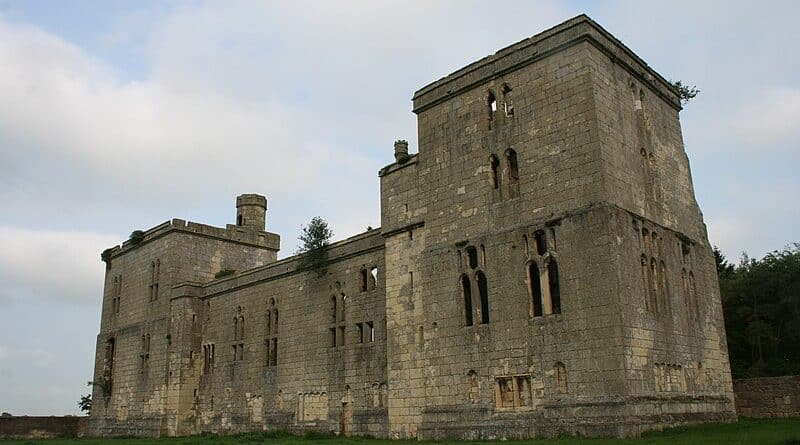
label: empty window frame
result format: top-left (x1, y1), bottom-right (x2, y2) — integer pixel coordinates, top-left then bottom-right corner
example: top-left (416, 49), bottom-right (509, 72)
top-left (547, 259), bottom-right (561, 314)
top-left (461, 274), bottom-right (473, 326)
top-left (489, 154), bottom-right (500, 189)
top-left (501, 82), bottom-right (514, 117)
top-left (360, 269), bottom-right (368, 292)
top-left (529, 262), bottom-right (543, 317)
top-left (476, 271), bottom-right (489, 324)
top-left (534, 231), bottom-right (547, 256)
top-left (369, 267), bottom-right (378, 290)
top-left (366, 321), bottom-right (375, 342)
top-left (505, 148), bottom-right (519, 185)
top-left (487, 91), bottom-right (497, 119)
top-left (466, 246), bottom-right (479, 270)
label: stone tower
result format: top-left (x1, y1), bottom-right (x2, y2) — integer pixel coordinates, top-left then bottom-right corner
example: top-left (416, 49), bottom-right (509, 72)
top-left (379, 14), bottom-right (735, 438)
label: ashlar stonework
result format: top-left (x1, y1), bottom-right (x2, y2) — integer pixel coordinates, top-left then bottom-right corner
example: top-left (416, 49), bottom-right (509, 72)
top-left (88, 15), bottom-right (737, 439)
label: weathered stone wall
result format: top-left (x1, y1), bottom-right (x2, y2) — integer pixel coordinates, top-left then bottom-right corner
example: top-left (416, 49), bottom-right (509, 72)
top-left (188, 230), bottom-right (388, 437)
top-left (0, 416), bottom-right (85, 439)
top-left (88, 197), bottom-right (281, 437)
top-left (380, 13), bottom-right (735, 439)
top-left (587, 27), bottom-right (737, 431)
top-left (734, 376), bottom-right (800, 418)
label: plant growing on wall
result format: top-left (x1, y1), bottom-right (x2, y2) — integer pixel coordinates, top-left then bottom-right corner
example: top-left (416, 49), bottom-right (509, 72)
top-left (129, 230), bottom-right (146, 244)
top-left (78, 392), bottom-right (92, 414)
top-left (670, 80), bottom-right (700, 104)
top-left (89, 377), bottom-right (112, 399)
top-left (214, 269), bottom-right (236, 279)
top-left (296, 216), bottom-right (334, 277)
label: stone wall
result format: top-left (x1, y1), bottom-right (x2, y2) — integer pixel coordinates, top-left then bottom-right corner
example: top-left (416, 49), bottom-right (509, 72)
top-left (734, 376), bottom-right (800, 418)
top-left (0, 416), bottom-right (85, 439)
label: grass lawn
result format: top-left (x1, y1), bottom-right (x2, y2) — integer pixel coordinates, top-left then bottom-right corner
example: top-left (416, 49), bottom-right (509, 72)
top-left (3, 418), bottom-right (799, 445)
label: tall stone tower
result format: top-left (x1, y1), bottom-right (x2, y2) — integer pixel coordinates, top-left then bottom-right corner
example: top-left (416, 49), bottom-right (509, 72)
top-left (379, 14), bottom-right (735, 439)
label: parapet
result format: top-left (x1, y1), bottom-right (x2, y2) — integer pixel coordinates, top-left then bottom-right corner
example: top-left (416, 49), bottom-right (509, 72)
top-left (200, 227), bottom-right (384, 298)
top-left (102, 218), bottom-right (281, 262)
top-left (412, 14), bottom-right (681, 114)
top-left (236, 194), bottom-right (267, 209)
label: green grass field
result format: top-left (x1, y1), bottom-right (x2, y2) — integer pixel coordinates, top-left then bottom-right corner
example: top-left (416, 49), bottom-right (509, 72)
top-left (4, 418), bottom-right (799, 445)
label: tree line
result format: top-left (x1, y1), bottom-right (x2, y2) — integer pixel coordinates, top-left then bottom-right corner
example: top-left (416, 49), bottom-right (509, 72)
top-left (716, 243), bottom-right (800, 378)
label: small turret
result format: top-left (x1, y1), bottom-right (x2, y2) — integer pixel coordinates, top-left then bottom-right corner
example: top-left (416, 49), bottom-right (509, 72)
top-left (235, 194), bottom-right (267, 231)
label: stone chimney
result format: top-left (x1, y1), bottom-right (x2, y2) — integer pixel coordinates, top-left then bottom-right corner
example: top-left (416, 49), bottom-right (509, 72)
top-left (394, 140), bottom-right (410, 164)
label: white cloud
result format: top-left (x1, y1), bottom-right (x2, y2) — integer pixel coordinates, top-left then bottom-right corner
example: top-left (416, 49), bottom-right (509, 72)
top-left (29, 349), bottom-right (57, 368)
top-left (716, 88), bottom-right (800, 151)
top-left (0, 227), bottom-right (119, 304)
top-left (0, 346), bottom-right (8, 361)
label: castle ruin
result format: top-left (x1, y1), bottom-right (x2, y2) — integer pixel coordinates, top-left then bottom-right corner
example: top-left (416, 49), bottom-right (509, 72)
top-left (88, 15), bottom-right (737, 439)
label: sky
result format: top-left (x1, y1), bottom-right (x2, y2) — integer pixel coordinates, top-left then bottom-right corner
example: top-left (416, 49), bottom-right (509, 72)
top-left (0, 0), bottom-right (797, 415)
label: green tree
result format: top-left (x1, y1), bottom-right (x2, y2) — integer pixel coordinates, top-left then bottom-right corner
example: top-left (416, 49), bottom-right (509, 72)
top-left (78, 393), bottom-right (92, 414)
top-left (670, 80), bottom-right (700, 104)
top-left (719, 244), bottom-right (800, 378)
top-left (296, 217), bottom-right (334, 276)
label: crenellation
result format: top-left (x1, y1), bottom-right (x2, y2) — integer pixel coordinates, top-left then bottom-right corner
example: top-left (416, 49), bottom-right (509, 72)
top-left (89, 15), bottom-right (734, 440)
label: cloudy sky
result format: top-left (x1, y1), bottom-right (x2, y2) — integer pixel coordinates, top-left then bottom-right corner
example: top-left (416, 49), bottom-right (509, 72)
top-left (0, 0), bottom-right (797, 415)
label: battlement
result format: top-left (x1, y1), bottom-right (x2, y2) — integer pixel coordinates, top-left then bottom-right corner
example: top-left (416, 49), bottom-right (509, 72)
top-left (102, 218), bottom-right (280, 261)
top-left (412, 14), bottom-right (680, 114)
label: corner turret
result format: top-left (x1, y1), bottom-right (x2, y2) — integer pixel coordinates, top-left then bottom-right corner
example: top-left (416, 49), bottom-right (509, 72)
top-left (236, 193), bottom-right (267, 231)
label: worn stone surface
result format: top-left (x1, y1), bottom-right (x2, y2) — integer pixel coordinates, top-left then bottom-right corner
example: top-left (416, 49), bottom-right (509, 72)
top-left (734, 376), bottom-right (800, 418)
top-left (88, 14), bottom-right (736, 439)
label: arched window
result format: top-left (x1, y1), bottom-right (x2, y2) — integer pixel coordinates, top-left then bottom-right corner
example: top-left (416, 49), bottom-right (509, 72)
top-left (523, 234), bottom-right (529, 256)
top-left (650, 258), bottom-right (659, 313)
top-left (548, 259), bottom-right (561, 314)
top-left (534, 230), bottom-right (547, 256)
top-left (487, 91), bottom-right (497, 117)
top-left (273, 308), bottom-right (278, 334)
top-left (488, 155), bottom-right (500, 189)
top-left (554, 362), bottom-right (568, 394)
top-left (266, 309), bottom-right (272, 334)
top-left (529, 262), bottom-right (543, 317)
top-left (643, 255), bottom-right (652, 311)
top-left (505, 148), bottom-right (519, 185)
top-left (476, 271), bottom-right (489, 324)
top-left (237, 214), bottom-right (244, 226)
top-left (233, 317), bottom-right (239, 340)
top-left (330, 295), bottom-right (337, 323)
top-left (659, 261), bottom-right (668, 313)
top-left (501, 82), bottom-right (514, 117)
top-left (239, 316), bottom-right (245, 339)
top-left (461, 275), bottom-right (473, 326)
top-left (688, 271), bottom-right (697, 319)
top-left (340, 294), bottom-right (347, 321)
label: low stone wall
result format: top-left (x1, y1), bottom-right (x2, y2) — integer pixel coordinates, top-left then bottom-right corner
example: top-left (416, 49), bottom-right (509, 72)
top-left (734, 375), bottom-right (800, 418)
top-left (0, 416), bottom-right (86, 439)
